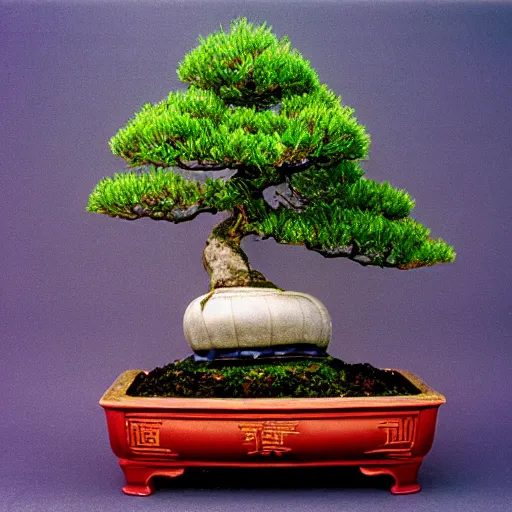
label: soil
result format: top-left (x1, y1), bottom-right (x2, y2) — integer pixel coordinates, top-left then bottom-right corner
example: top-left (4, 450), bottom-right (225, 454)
top-left (128, 356), bottom-right (420, 398)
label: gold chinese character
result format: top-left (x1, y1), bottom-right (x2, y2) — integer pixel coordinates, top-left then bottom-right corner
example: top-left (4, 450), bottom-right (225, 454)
top-left (127, 419), bottom-right (177, 455)
top-left (365, 416), bottom-right (417, 457)
top-left (239, 421), bottom-right (299, 456)
top-left (379, 416), bottom-right (415, 446)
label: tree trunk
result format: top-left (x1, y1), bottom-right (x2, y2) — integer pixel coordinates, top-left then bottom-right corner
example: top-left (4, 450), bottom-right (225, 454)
top-left (202, 214), bottom-right (277, 289)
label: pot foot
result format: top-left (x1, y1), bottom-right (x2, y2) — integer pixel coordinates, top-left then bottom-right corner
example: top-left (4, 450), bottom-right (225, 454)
top-left (119, 459), bottom-right (184, 496)
top-left (122, 483), bottom-right (154, 496)
top-left (360, 461), bottom-right (422, 495)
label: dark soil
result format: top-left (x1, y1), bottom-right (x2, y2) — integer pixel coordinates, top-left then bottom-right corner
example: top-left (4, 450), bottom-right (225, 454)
top-left (127, 356), bottom-right (420, 398)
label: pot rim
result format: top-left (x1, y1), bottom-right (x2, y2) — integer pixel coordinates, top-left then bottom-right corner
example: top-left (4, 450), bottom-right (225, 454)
top-left (99, 369), bottom-right (446, 411)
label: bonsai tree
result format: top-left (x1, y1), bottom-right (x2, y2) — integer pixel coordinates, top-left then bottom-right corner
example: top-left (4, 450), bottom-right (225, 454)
top-left (88, 18), bottom-right (455, 294)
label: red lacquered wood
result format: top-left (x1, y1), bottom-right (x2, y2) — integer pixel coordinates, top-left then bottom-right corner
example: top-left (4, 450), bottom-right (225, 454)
top-left (119, 459), bottom-right (184, 496)
top-left (360, 461), bottom-right (422, 495)
top-left (100, 369), bottom-right (445, 496)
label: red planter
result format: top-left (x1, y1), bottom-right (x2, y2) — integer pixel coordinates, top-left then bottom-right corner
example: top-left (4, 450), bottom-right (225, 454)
top-left (100, 369), bottom-right (445, 496)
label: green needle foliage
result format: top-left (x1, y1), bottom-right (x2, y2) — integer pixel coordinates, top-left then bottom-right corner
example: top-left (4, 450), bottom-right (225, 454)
top-left (88, 18), bottom-right (455, 272)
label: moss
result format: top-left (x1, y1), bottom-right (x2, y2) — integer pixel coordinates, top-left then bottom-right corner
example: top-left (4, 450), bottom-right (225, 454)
top-left (128, 356), bottom-right (420, 398)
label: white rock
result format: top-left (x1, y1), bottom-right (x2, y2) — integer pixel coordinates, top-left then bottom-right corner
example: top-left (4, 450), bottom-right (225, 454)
top-left (183, 287), bottom-right (331, 351)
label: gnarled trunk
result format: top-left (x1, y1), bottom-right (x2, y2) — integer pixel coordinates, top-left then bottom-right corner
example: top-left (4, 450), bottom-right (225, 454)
top-left (202, 214), bottom-right (277, 289)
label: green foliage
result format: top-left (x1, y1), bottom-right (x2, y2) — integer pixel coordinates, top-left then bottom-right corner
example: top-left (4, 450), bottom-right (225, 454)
top-left (279, 88), bottom-right (370, 161)
top-left (87, 166), bottom-right (254, 220)
top-left (291, 164), bottom-right (415, 219)
top-left (89, 17), bottom-right (455, 270)
top-left (87, 167), bottom-right (202, 219)
top-left (178, 18), bottom-right (320, 109)
top-left (249, 205), bottom-right (455, 269)
top-left (109, 86), bottom-right (369, 171)
top-left (128, 357), bottom-right (420, 398)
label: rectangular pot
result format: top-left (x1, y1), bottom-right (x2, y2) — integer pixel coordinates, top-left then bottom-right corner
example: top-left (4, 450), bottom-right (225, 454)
top-left (100, 369), bottom-right (445, 496)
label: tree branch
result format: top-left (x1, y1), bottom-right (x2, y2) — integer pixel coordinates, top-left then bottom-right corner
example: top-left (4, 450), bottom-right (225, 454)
top-left (307, 243), bottom-right (396, 268)
top-left (176, 158), bottom-right (231, 172)
top-left (279, 158), bottom-right (312, 174)
top-left (130, 204), bottom-right (217, 223)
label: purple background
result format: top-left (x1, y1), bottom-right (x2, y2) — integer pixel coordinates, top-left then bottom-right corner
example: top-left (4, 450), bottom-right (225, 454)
top-left (1, 1), bottom-right (511, 510)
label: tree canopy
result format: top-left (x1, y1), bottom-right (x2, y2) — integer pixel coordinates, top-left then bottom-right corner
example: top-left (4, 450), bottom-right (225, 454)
top-left (88, 18), bottom-right (455, 274)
